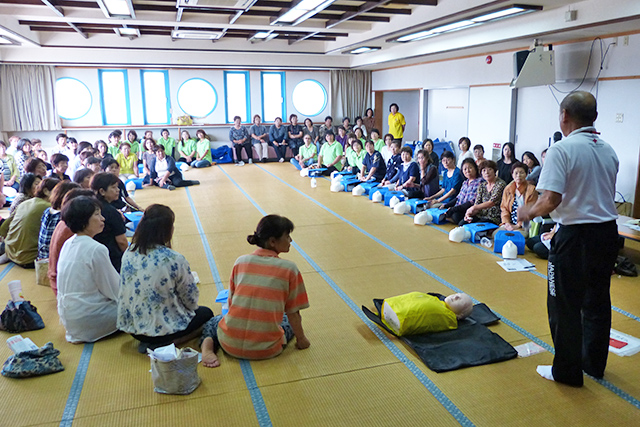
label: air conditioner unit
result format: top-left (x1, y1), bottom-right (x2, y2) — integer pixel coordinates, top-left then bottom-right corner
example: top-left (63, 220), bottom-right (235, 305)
top-left (176, 0), bottom-right (254, 10)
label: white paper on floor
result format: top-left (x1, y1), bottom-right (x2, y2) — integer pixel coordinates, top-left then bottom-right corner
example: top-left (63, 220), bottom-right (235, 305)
top-left (609, 329), bottom-right (640, 356)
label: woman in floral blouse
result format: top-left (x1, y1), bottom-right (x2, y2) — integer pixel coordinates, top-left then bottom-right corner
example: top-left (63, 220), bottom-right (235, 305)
top-left (117, 204), bottom-right (213, 353)
top-left (463, 160), bottom-right (506, 225)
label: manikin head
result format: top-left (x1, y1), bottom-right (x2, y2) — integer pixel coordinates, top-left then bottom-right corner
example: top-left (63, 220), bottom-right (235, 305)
top-left (444, 293), bottom-right (473, 320)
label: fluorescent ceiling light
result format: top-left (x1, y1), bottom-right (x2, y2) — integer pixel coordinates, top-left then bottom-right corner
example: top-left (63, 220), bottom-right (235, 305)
top-left (272, 0), bottom-right (335, 26)
top-left (97, 0), bottom-right (136, 19)
top-left (249, 31), bottom-right (278, 42)
top-left (253, 32), bottom-right (272, 39)
top-left (171, 29), bottom-right (222, 40)
top-left (114, 27), bottom-right (140, 37)
top-left (0, 26), bottom-right (38, 46)
top-left (0, 37), bottom-right (12, 45)
top-left (472, 7), bottom-right (525, 22)
top-left (346, 46), bottom-right (381, 55)
top-left (392, 4), bottom-right (542, 43)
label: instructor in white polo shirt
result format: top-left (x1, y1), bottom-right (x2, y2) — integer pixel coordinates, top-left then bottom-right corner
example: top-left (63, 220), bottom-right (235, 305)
top-left (518, 90), bottom-right (619, 387)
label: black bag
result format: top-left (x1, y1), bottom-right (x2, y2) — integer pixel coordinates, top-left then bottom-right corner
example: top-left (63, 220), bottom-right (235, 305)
top-left (614, 256), bottom-right (638, 277)
top-left (2, 342), bottom-right (64, 378)
top-left (0, 300), bottom-right (45, 333)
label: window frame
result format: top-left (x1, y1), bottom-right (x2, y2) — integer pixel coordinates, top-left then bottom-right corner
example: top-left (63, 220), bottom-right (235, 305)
top-left (55, 77), bottom-right (92, 121)
top-left (98, 69), bottom-right (131, 126)
top-left (223, 70), bottom-right (251, 124)
top-left (140, 69), bottom-right (171, 125)
top-left (292, 79), bottom-right (328, 117)
top-left (177, 78), bottom-right (218, 118)
top-left (260, 71), bottom-right (286, 124)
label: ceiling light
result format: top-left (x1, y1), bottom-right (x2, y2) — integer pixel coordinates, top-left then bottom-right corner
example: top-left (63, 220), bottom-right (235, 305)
top-left (97, 0), bottom-right (136, 19)
top-left (0, 37), bottom-right (12, 45)
top-left (249, 31), bottom-right (278, 43)
top-left (345, 46), bottom-right (381, 55)
top-left (171, 29), bottom-right (223, 40)
top-left (114, 27), bottom-right (140, 37)
top-left (272, 0), bottom-right (335, 26)
top-left (391, 4), bottom-right (542, 43)
top-left (471, 7), bottom-right (526, 22)
top-left (0, 26), bottom-right (38, 46)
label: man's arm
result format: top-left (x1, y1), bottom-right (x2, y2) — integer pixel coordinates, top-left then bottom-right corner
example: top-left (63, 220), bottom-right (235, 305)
top-left (517, 190), bottom-right (562, 222)
top-left (288, 311), bottom-right (310, 349)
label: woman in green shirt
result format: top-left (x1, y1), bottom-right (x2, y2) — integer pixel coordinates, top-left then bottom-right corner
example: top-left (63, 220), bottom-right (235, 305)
top-left (157, 129), bottom-right (176, 158)
top-left (177, 130), bottom-right (197, 164)
top-left (0, 140), bottom-right (19, 190)
top-left (126, 130), bottom-right (141, 160)
top-left (192, 129), bottom-right (213, 168)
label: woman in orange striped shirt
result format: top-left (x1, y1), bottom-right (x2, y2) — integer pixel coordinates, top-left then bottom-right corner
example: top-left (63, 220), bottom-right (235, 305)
top-left (201, 215), bottom-right (310, 368)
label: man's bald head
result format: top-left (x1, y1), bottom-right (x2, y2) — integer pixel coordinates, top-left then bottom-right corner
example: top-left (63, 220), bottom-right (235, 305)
top-left (560, 91), bottom-right (598, 128)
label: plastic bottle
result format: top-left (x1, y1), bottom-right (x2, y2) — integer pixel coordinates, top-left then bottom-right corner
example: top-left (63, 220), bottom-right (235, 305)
top-left (480, 237), bottom-right (493, 248)
top-left (310, 177), bottom-right (317, 188)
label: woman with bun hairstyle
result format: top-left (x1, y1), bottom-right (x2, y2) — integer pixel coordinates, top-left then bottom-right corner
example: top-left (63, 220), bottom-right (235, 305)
top-left (200, 214), bottom-right (310, 368)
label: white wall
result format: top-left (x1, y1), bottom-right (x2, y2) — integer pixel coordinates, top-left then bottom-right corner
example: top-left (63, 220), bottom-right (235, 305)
top-left (372, 35), bottom-right (640, 204)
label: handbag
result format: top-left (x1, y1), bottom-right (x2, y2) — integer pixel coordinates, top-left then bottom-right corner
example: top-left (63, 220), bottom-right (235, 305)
top-left (614, 256), bottom-right (638, 277)
top-left (2, 342), bottom-right (64, 378)
top-left (0, 300), bottom-right (45, 333)
top-left (150, 348), bottom-right (201, 395)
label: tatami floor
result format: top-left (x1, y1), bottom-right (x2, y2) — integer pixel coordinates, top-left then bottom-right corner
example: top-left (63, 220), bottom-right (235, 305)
top-left (1, 162), bottom-right (640, 427)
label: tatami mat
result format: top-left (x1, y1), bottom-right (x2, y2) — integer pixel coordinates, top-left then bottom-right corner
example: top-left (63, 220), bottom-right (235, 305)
top-left (1, 162), bottom-right (640, 426)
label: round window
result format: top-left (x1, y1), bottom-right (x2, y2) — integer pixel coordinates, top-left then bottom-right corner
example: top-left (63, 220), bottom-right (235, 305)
top-left (55, 78), bottom-right (92, 120)
top-left (177, 78), bottom-right (217, 118)
top-left (292, 80), bottom-right (327, 117)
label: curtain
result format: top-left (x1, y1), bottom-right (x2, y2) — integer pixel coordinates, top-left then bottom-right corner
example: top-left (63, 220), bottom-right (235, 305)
top-left (330, 70), bottom-right (372, 123)
top-left (0, 64), bottom-right (61, 131)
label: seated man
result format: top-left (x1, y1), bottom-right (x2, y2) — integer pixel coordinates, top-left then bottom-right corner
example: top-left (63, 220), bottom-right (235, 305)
top-left (358, 139), bottom-right (386, 182)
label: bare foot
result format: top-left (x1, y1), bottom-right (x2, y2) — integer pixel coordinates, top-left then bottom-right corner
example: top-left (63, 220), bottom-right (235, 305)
top-left (295, 336), bottom-right (311, 350)
top-left (201, 337), bottom-right (220, 368)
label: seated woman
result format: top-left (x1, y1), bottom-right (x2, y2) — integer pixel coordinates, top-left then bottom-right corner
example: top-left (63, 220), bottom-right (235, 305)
top-left (16, 138), bottom-right (33, 176)
top-left (443, 158), bottom-right (483, 224)
top-left (405, 149), bottom-right (438, 199)
top-left (117, 204), bottom-right (214, 353)
top-left (426, 151), bottom-right (463, 208)
top-left (24, 157), bottom-right (48, 178)
top-left (49, 153), bottom-right (71, 181)
top-left (358, 139), bottom-right (386, 182)
top-left (291, 134), bottom-right (317, 170)
top-left (499, 161), bottom-right (538, 237)
top-left (380, 133), bottom-right (395, 164)
top-left (522, 151), bottom-right (542, 185)
top-left (0, 140), bottom-right (20, 190)
top-left (354, 127), bottom-right (366, 145)
top-left (148, 145), bottom-right (200, 190)
top-left (229, 115), bottom-right (252, 165)
top-left (463, 160), bottom-right (506, 225)
top-left (200, 214), bottom-right (310, 368)
top-left (73, 167), bottom-right (94, 189)
top-left (94, 140), bottom-right (113, 161)
top-left (269, 117), bottom-right (288, 162)
top-left (48, 188), bottom-right (95, 296)
top-left (496, 142), bottom-right (516, 184)
top-left (157, 129), bottom-right (176, 158)
top-left (115, 142), bottom-right (138, 182)
top-left (345, 139), bottom-right (366, 174)
top-left (91, 172), bottom-right (128, 272)
top-left (37, 181), bottom-right (80, 261)
top-left (8, 173), bottom-right (40, 218)
top-left (423, 138), bottom-right (439, 167)
top-left (0, 177), bottom-right (59, 268)
top-left (57, 196), bottom-right (119, 343)
top-left (526, 224), bottom-right (558, 260)
top-left (310, 131), bottom-right (343, 176)
top-left (473, 144), bottom-right (486, 166)
top-left (141, 138), bottom-right (157, 186)
top-left (176, 131), bottom-right (196, 164)
top-left (456, 137), bottom-right (474, 169)
top-left (101, 158), bottom-right (142, 212)
top-left (393, 146), bottom-right (420, 194)
top-left (192, 129), bottom-right (213, 168)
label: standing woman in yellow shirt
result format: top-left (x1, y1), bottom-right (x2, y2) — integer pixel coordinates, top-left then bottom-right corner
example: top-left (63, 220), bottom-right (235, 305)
top-left (387, 103), bottom-right (406, 143)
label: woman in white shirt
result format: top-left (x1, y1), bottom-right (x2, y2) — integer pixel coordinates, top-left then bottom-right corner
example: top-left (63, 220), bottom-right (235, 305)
top-left (57, 195), bottom-right (120, 343)
top-left (456, 137), bottom-right (475, 169)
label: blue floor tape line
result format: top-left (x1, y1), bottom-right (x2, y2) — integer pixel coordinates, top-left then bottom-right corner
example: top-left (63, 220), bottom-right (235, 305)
top-left (185, 187), bottom-right (224, 292)
top-left (258, 165), bottom-right (640, 411)
top-left (59, 343), bottom-right (94, 427)
top-left (0, 262), bottom-right (15, 280)
top-left (186, 182), bottom-right (273, 427)
top-left (223, 166), bottom-right (475, 426)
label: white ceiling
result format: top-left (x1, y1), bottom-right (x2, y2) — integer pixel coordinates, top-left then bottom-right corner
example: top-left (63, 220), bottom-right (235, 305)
top-left (0, 0), bottom-right (638, 69)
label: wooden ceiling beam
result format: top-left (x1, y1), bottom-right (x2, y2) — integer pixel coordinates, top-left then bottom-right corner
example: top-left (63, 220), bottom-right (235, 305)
top-left (326, 1), bottom-right (392, 29)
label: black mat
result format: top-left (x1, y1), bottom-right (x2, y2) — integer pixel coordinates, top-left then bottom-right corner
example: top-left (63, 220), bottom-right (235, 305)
top-left (362, 294), bottom-right (517, 372)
